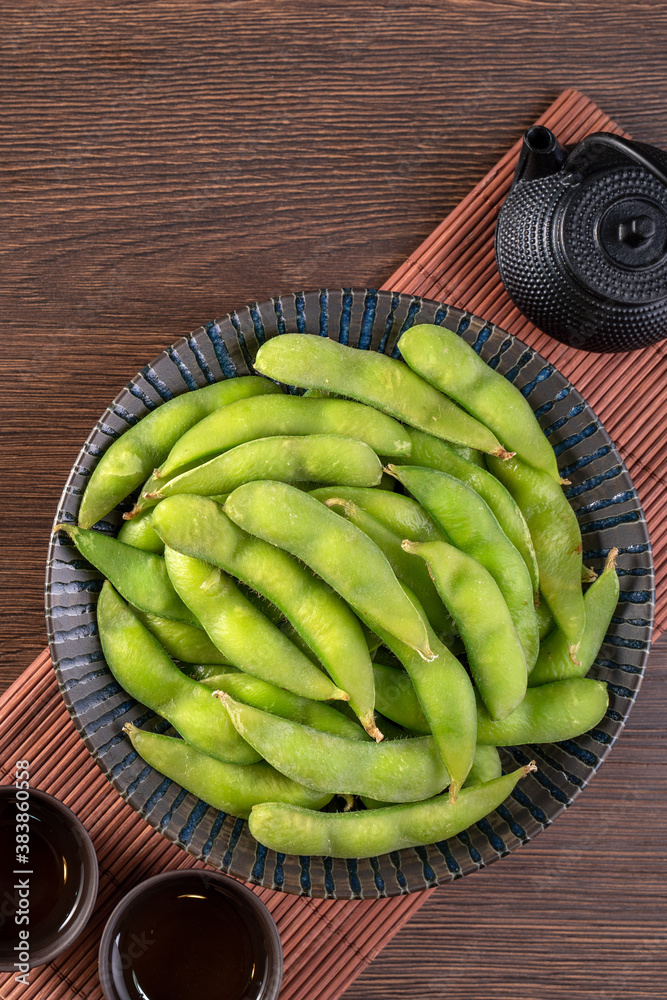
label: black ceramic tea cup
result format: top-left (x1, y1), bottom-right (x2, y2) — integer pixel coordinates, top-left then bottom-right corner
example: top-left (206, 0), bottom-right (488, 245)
top-left (98, 869), bottom-right (283, 1000)
top-left (0, 785), bottom-right (99, 973)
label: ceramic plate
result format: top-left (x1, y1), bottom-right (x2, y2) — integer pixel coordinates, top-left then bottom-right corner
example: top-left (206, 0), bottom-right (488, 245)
top-left (45, 289), bottom-right (654, 899)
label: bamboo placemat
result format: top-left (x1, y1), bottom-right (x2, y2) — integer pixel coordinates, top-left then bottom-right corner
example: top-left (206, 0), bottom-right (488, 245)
top-left (1, 88), bottom-right (662, 999)
top-left (383, 87), bottom-right (665, 637)
top-left (0, 651), bottom-right (426, 999)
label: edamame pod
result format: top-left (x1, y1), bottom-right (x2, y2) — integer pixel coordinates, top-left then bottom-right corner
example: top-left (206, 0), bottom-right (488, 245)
top-left (125, 725), bottom-right (331, 817)
top-left (403, 539), bottom-right (527, 720)
top-left (221, 694), bottom-right (449, 802)
top-left (529, 549), bottom-right (619, 687)
top-left (152, 495), bottom-right (380, 738)
top-left (183, 667), bottom-right (370, 741)
top-left (309, 486), bottom-right (444, 542)
top-left (253, 334), bottom-right (511, 456)
top-left (248, 764), bottom-right (536, 858)
top-left (369, 585), bottom-right (477, 801)
top-left (363, 744), bottom-right (503, 806)
top-left (398, 323), bottom-right (560, 481)
top-left (371, 662), bottom-right (430, 734)
top-left (79, 376), bottom-right (281, 528)
top-left (153, 393), bottom-right (412, 481)
top-left (476, 678), bottom-right (609, 745)
top-left (395, 428), bottom-right (539, 593)
top-left (130, 607), bottom-right (232, 665)
top-left (224, 481), bottom-right (435, 660)
top-left (134, 434), bottom-right (383, 517)
top-left (391, 466), bottom-right (538, 670)
top-left (536, 599), bottom-right (555, 640)
top-left (56, 525), bottom-right (196, 624)
top-left (487, 454), bottom-right (585, 656)
top-left (325, 499), bottom-right (454, 637)
top-left (117, 511), bottom-right (164, 554)
top-left (462, 745), bottom-right (502, 787)
top-left (163, 546), bottom-right (348, 703)
top-left (97, 582), bottom-right (259, 764)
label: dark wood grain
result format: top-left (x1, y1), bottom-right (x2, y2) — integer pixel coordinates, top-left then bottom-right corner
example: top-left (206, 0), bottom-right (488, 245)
top-left (2, 0), bottom-right (667, 674)
top-left (343, 647), bottom-right (667, 999)
top-left (2, 3), bottom-right (666, 997)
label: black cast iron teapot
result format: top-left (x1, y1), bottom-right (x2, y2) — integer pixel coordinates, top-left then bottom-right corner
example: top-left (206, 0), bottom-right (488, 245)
top-left (495, 125), bottom-right (667, 352)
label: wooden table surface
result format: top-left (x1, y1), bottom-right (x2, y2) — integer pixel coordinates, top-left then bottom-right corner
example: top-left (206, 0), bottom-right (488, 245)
top-left (2, 3), bottom-right (666, 997)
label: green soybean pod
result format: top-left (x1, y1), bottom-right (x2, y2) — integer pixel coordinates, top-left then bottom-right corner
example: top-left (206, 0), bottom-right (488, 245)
top-left (325, 499), bottom-right (454, 637)
top-left (163, 546), bottom-right (348, 703)
top-left (221, 694), bottom-right (449, 802)
top-left (476, 678), bottom-right (609, 745)
top-left (153, 394), bottom-right (412, 482)
top-left (487, 454), bottom-right (585, 657)
top-left (124, 725), bottom-right (331, 817)
top-left (224, 481), bottom-right (434, 661)
top-left (248, 763), bottom-right (536, 858)
top-left (97, 582), bottom-right (259, 764)
top-left (369, 586), bottom-right (477, 801)
top-left (371, 662), bottom-right (430, 734)
top-left (254, 334), bottom-right (512, 457)
top-left (395, 428), bottom-right (539, 593)
top-left (363, 744), bottom-right (503, 806)
top-left (130, 608), bottom-right (232, 665)
top-left (79, 376), bottom-right (282, 529)
top-left (117, 511), bottom-right (164, 554)
top-left (390, 465), bottom-right (538, 670)
top-left (55, 525), bottom-right (196, 624)
top-left (447, 443), bottom-right (485, 468)
top-left (134, 434), bottom-right (383, 518)
top-left (310, 486), bottom-right (445, 542)
top-left (183, 668), bottom-right (371, 741)
top-left (398, 323), bottom-right (560, 481)
top-left (462, 745), bottom-right (502, 787)
top-left (152, 495), bottom-right (380, 739)
top-left (536, 599), bottom-right (556, 640)
top-left (529, 549), bottom-right (619, 687)
top-left (403, 539), bottom-right (527, 720)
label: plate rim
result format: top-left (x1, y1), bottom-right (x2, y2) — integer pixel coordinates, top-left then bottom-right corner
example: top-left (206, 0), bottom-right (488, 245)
top-left (44, 287), bottom-right (655, 898)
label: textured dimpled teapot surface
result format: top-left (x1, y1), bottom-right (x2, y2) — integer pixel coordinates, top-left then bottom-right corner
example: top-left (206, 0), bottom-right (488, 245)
top-left (495, 131), bottom-right (667, 352)
top-left (45, 289), bottom-right (653, 899)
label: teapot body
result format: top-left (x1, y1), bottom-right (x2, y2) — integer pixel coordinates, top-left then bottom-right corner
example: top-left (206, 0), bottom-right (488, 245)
top-left (495, 128), bottom-right (667, 353)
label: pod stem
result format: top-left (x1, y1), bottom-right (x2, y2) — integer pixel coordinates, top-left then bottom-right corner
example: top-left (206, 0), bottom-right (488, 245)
top-left (491, 446), bottom-right (516, 460)
top-left (324, 497), bottom-right (352, 514)
top-left (142, 490), bottom-right (163, 500)
top-left (568, 641), bottom-right (582, 666)
top-left (123, 723), bottom-right (139, 736)
top-left (605, 547), bottom-right (619, 573)
top-left (53, 522), bottom-right (75, 536)
top-left (448, 779), bottom-right (463, 805)
top-left (360, 713), bottom-right (385, 743)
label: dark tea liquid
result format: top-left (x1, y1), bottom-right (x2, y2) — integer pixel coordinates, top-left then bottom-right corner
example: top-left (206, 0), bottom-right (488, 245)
top-left (0, 787), bottom-right (87, 967)
top-left (109, 877), bottom-right (270, 1000)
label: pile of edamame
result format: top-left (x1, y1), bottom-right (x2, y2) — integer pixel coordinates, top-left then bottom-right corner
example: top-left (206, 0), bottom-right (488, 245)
top-left (60, 325), bottom-right (618, 860)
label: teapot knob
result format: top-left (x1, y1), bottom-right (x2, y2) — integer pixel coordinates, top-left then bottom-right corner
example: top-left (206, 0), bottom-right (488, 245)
top-left (495, 129), bottom-right (667, 353)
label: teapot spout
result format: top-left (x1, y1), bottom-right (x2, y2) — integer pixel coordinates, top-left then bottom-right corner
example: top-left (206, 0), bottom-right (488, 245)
top-left (512, 125), bottom-right (567, 185)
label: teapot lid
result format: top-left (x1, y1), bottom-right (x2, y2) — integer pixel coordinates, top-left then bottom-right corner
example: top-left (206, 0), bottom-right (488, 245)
top-left (556, 133), bottom-right (667, 305)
